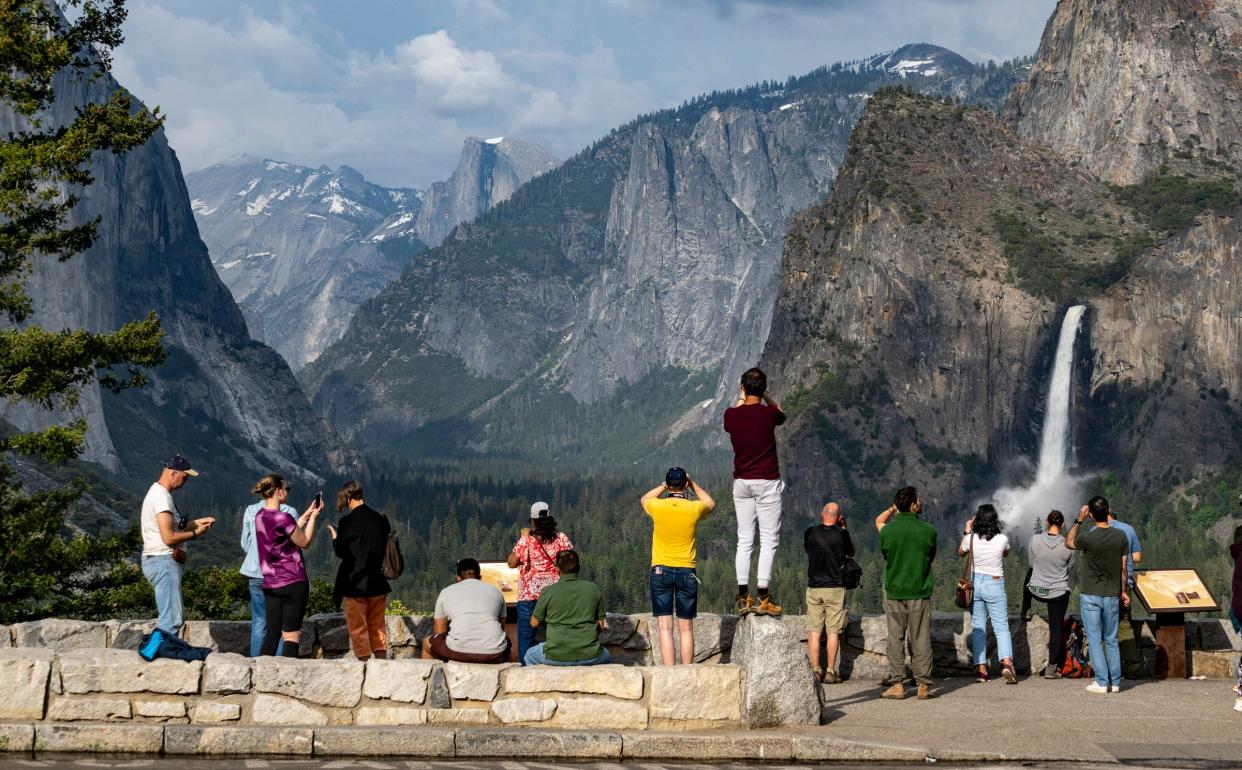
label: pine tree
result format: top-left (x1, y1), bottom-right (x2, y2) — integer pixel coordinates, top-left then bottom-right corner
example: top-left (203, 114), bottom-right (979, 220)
top-left (0, 0), bottom-right (165, 621)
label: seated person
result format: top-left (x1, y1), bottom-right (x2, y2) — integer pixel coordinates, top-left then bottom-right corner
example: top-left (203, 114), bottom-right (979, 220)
top-left (424, 558), bottom-right (511, 663)
top-left (524, 550), bottom-right (611, 666)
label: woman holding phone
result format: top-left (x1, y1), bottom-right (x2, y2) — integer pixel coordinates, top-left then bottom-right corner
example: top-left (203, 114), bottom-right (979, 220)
top-left (508, 502), bottom-right (573, 664)
top-left (253, 474), bottom-right (323, 657)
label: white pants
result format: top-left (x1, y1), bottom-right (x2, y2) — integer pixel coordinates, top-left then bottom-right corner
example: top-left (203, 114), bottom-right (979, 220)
top-left (733, 478), bottom-right (784, 587)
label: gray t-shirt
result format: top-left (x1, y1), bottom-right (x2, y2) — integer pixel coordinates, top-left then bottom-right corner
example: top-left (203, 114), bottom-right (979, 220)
top-left (1027, 533), bottom-right (1075, 597)
top-left (433, 578), bottom-right (507, 655)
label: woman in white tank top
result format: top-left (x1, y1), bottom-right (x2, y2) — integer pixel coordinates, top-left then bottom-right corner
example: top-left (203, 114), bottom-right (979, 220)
top-left (959, 504), bottom-right (1015, 683)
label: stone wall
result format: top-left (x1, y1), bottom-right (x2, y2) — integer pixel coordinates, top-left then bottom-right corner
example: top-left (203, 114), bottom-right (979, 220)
top-left (4, 612), bottom-right (1237, 678)
top-left (0, 648), bottom-right (745, 731)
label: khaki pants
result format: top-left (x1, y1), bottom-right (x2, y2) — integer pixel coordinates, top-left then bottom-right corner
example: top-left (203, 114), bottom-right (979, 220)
top-left (884, 597), bottom-right (933, 685)
top-left (343, 595), bottom-right (388, 659)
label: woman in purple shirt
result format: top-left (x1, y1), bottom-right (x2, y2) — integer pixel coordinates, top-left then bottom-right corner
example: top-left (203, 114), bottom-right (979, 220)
top-left (254, 474), bottom-right (323, 657)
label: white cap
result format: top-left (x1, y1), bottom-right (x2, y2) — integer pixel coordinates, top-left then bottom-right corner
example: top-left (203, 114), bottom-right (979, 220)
top-left (530, 501), bottom-right (550, 519)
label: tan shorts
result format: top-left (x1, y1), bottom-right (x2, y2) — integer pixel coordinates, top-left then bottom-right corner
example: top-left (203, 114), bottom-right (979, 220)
top-left (806, 587), bottom-right (847, 633)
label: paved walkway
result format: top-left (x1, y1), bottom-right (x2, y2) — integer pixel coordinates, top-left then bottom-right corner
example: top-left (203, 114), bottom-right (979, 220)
top-left (817, 676), bottom-right (1242, 764)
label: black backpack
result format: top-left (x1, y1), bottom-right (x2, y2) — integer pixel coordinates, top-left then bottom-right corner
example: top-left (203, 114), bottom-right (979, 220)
top-left (841, 556), bottom-right (863, 590)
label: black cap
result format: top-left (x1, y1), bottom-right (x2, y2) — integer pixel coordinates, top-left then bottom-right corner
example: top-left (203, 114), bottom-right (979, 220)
top-left (164, 454), bottom-right (199, 477)
top-left (665, 467), bottom-right (688, 487)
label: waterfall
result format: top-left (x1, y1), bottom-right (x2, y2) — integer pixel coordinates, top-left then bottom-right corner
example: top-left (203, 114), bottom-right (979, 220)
top-left (993, 305), bottom-right (1087, 531)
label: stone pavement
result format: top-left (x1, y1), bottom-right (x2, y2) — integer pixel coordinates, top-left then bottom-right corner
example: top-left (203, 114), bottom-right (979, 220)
top-left (817, 675), bottom-right (1242, 764)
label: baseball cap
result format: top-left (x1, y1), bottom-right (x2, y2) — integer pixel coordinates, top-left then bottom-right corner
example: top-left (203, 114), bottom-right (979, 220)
top-left (164, 454), bottom-right (199, 477)
top-left (665, 467), bottom-right (688, 487)
top-left (530, 501), bottom-right (550, 519)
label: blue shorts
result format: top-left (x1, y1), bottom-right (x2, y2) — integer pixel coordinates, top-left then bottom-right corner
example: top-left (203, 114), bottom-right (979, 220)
top-left (650, 565), bottom-right (698, 619)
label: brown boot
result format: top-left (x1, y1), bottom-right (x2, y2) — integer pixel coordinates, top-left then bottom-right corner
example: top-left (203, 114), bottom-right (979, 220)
top-left (754, 594), bottom-right (783, 616)
top-left (917, 684), bottom-right (935, 700)
top-left (881, 682), bottom-right (906, 700)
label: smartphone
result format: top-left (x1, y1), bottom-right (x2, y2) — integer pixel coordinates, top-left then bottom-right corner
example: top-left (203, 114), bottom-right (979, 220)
top-left (313, 491), bottom-right (323, 508)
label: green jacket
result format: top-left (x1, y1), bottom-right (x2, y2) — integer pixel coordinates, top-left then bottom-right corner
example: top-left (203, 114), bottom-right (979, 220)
top-left (879, 512), bottom-right (938, 600)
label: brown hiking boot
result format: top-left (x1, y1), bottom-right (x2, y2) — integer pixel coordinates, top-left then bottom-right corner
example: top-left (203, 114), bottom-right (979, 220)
top-left (753, 595), bottom-right (783, 616)
top-left (824, 669), bottom-right (841, 684)
top-left (917, 684), bottom-right (935, 700)
top-left (735, 594), bottom-right (755, 615)
top-left (881, 682), bottom-right (906, 700)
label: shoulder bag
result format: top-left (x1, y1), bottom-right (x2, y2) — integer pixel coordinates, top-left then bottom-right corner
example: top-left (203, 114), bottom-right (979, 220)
top-left (954, 533), bottom-right (974, 609)
top-left (381, 516), bottom-right (404, 580)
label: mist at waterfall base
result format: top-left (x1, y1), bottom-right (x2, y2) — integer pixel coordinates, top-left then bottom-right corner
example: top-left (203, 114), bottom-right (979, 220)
top-left (987, 305), bottom-right (1091, 535)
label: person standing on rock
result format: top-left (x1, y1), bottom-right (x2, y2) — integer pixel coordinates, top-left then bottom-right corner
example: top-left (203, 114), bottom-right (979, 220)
top-left (640, 467), bottom-right (716, 665)
top-left (328, 481), bottom-right (391, 660)
top-left (875, 486), bottom-right (936, 700)
top-left (241, 488), bottom-right (298, 656)
top-left (141, 455), bottom-right (213, 634)
top-left (1022, 510), bottom-right (1075, 678)
top-left (254, 475), bottom-right (323, 657)
top-left (525, 550), bottom-right (611, 666)
top-left (508, 502), bottom-right (574, 664)
top-left (1065, 496), bottom-right (1129, 694)
top-left (725, 367), bottom-right (787, 617)
top-left (805, 501), bottom-right (854, 683)
top-left (959, 504), bottom-right (1017, 684)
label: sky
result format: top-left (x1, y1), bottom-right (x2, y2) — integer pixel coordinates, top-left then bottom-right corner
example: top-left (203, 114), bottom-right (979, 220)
top-left (112, 0), bottom-right (1058, 189)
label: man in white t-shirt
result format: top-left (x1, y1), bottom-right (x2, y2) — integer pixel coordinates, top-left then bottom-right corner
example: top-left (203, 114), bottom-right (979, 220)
top-left (141, 455), bottom-right (214, 633)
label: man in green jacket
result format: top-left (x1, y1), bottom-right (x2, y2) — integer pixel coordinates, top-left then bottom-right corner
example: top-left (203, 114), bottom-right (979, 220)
top-left (525, 550), bottom-right (611, 666)
top-left (875, 485), bottom-right (937, 700)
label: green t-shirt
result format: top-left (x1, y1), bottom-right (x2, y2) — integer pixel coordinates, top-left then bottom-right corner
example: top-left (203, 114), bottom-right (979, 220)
top-left (532, 573), bottom-right (605, 662)
top-left (1076, 525), bottom-right (1128, 597)
top-left (879, 512), bottom-right (938, 600)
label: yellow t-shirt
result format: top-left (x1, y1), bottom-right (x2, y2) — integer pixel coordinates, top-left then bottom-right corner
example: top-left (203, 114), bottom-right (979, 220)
top-left (643, 496), bottom-right (710, 568)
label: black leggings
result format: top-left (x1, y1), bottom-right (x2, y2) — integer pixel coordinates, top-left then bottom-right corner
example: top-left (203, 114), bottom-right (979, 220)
top-left (1022, 572), bottom-right (1068, 668)
top-left (262, 581), bottom-right (309, 657)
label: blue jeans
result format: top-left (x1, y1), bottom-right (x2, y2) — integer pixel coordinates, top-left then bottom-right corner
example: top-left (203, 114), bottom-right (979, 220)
top-left (649, 566), bottom-right (698, 619)
top-left (1081, 593), bottom-right (1121, 687)
top-left (141, 554), bottom-right (184, 633)
top-left (517, 600), bottom-right (537, 666)
top-left (524, 643), bottom-right (611, 666)
top-left (971, 574), bottom-right (1013, 665)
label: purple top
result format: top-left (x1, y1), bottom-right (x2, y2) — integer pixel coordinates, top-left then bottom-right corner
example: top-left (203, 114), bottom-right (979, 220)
top-left (256, 507), bottom-right (307, 589)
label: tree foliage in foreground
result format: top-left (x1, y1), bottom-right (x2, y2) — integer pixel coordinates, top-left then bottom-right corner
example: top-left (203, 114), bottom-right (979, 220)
top-left (0, 0), bottom-right (165, 621)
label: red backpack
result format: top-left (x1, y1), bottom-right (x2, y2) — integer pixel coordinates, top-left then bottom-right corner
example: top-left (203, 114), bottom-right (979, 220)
top-left (1059, 614), bottom-right (1094, 679)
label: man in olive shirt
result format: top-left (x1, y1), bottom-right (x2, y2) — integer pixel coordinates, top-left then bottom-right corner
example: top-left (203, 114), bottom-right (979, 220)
top-left (875, 486), bottom-right (937, 700)
top-left (1066, 495), bottom-right (1130, 693)
top-left (525, 550), bottom-right (611, 666)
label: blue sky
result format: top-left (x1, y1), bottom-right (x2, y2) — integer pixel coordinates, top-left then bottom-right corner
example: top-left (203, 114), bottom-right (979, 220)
top-left (113, 0), bottom-right (1057, 189)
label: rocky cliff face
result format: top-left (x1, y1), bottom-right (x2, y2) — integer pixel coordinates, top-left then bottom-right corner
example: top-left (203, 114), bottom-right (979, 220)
top-left (186, 139), bottom-right (558, 370)
top-left (1004, 0), bottom-right (1242, 184)
top-left (304, 48), bottom-right (1029, 463)
top-left (1003, 0), bottom-right (1242, 489)
top-left (186, 159), bottom-right (425, 370)
top-left (0, 67), bottom-right (350, 491)
top-left (414, 137), bottom-right (560, 247)
top-left (760, 89), bottom-right (1141, 514)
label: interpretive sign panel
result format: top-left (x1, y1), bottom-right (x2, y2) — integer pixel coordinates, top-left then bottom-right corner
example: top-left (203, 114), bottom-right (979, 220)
top-left (1134, 569), bottom-right (1220, 614)
top-left (480, 561), bottom-right (521, 606)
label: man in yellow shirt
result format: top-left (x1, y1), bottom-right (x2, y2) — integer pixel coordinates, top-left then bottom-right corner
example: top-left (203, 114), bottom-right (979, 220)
top-left (640, 467), bottom-right (716, 665)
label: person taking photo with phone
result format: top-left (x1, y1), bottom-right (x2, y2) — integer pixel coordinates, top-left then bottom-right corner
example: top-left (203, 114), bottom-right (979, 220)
top-left (508, 501), bottom-right (574, 664)
top-left (254, 475), bottom-right (323, 657)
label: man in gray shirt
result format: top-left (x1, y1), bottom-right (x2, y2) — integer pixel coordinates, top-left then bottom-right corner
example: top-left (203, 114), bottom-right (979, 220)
top-left (424, 558), bottom-right (511, 663)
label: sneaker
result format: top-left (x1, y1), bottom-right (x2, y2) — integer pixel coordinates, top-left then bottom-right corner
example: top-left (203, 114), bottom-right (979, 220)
top-left (1231, 683), bottom-right (1241, 697)
top-left (735, 594), bottom-right (755, 616)
top-left (881, 682), bottom-right (906, 700)
top-left (1108, 683), bottom-right (1122, 694)
top-left (1234, 699), bottom-right (1242, 712)
top-left (824, 669), bottom-right (841, 684)
top-left (917, 684), bottom-right (935, 700)
top-left (1085, 682), bottom-right (1109, 694)
top-left (975, 669), bottom-right (990, 683)
top-left (753, 595), bottom-right (783, 616)
top-left (1002, 664), bottom-right (1017, 684)
top-left (1043, 665), bottom-right (1061, 679)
